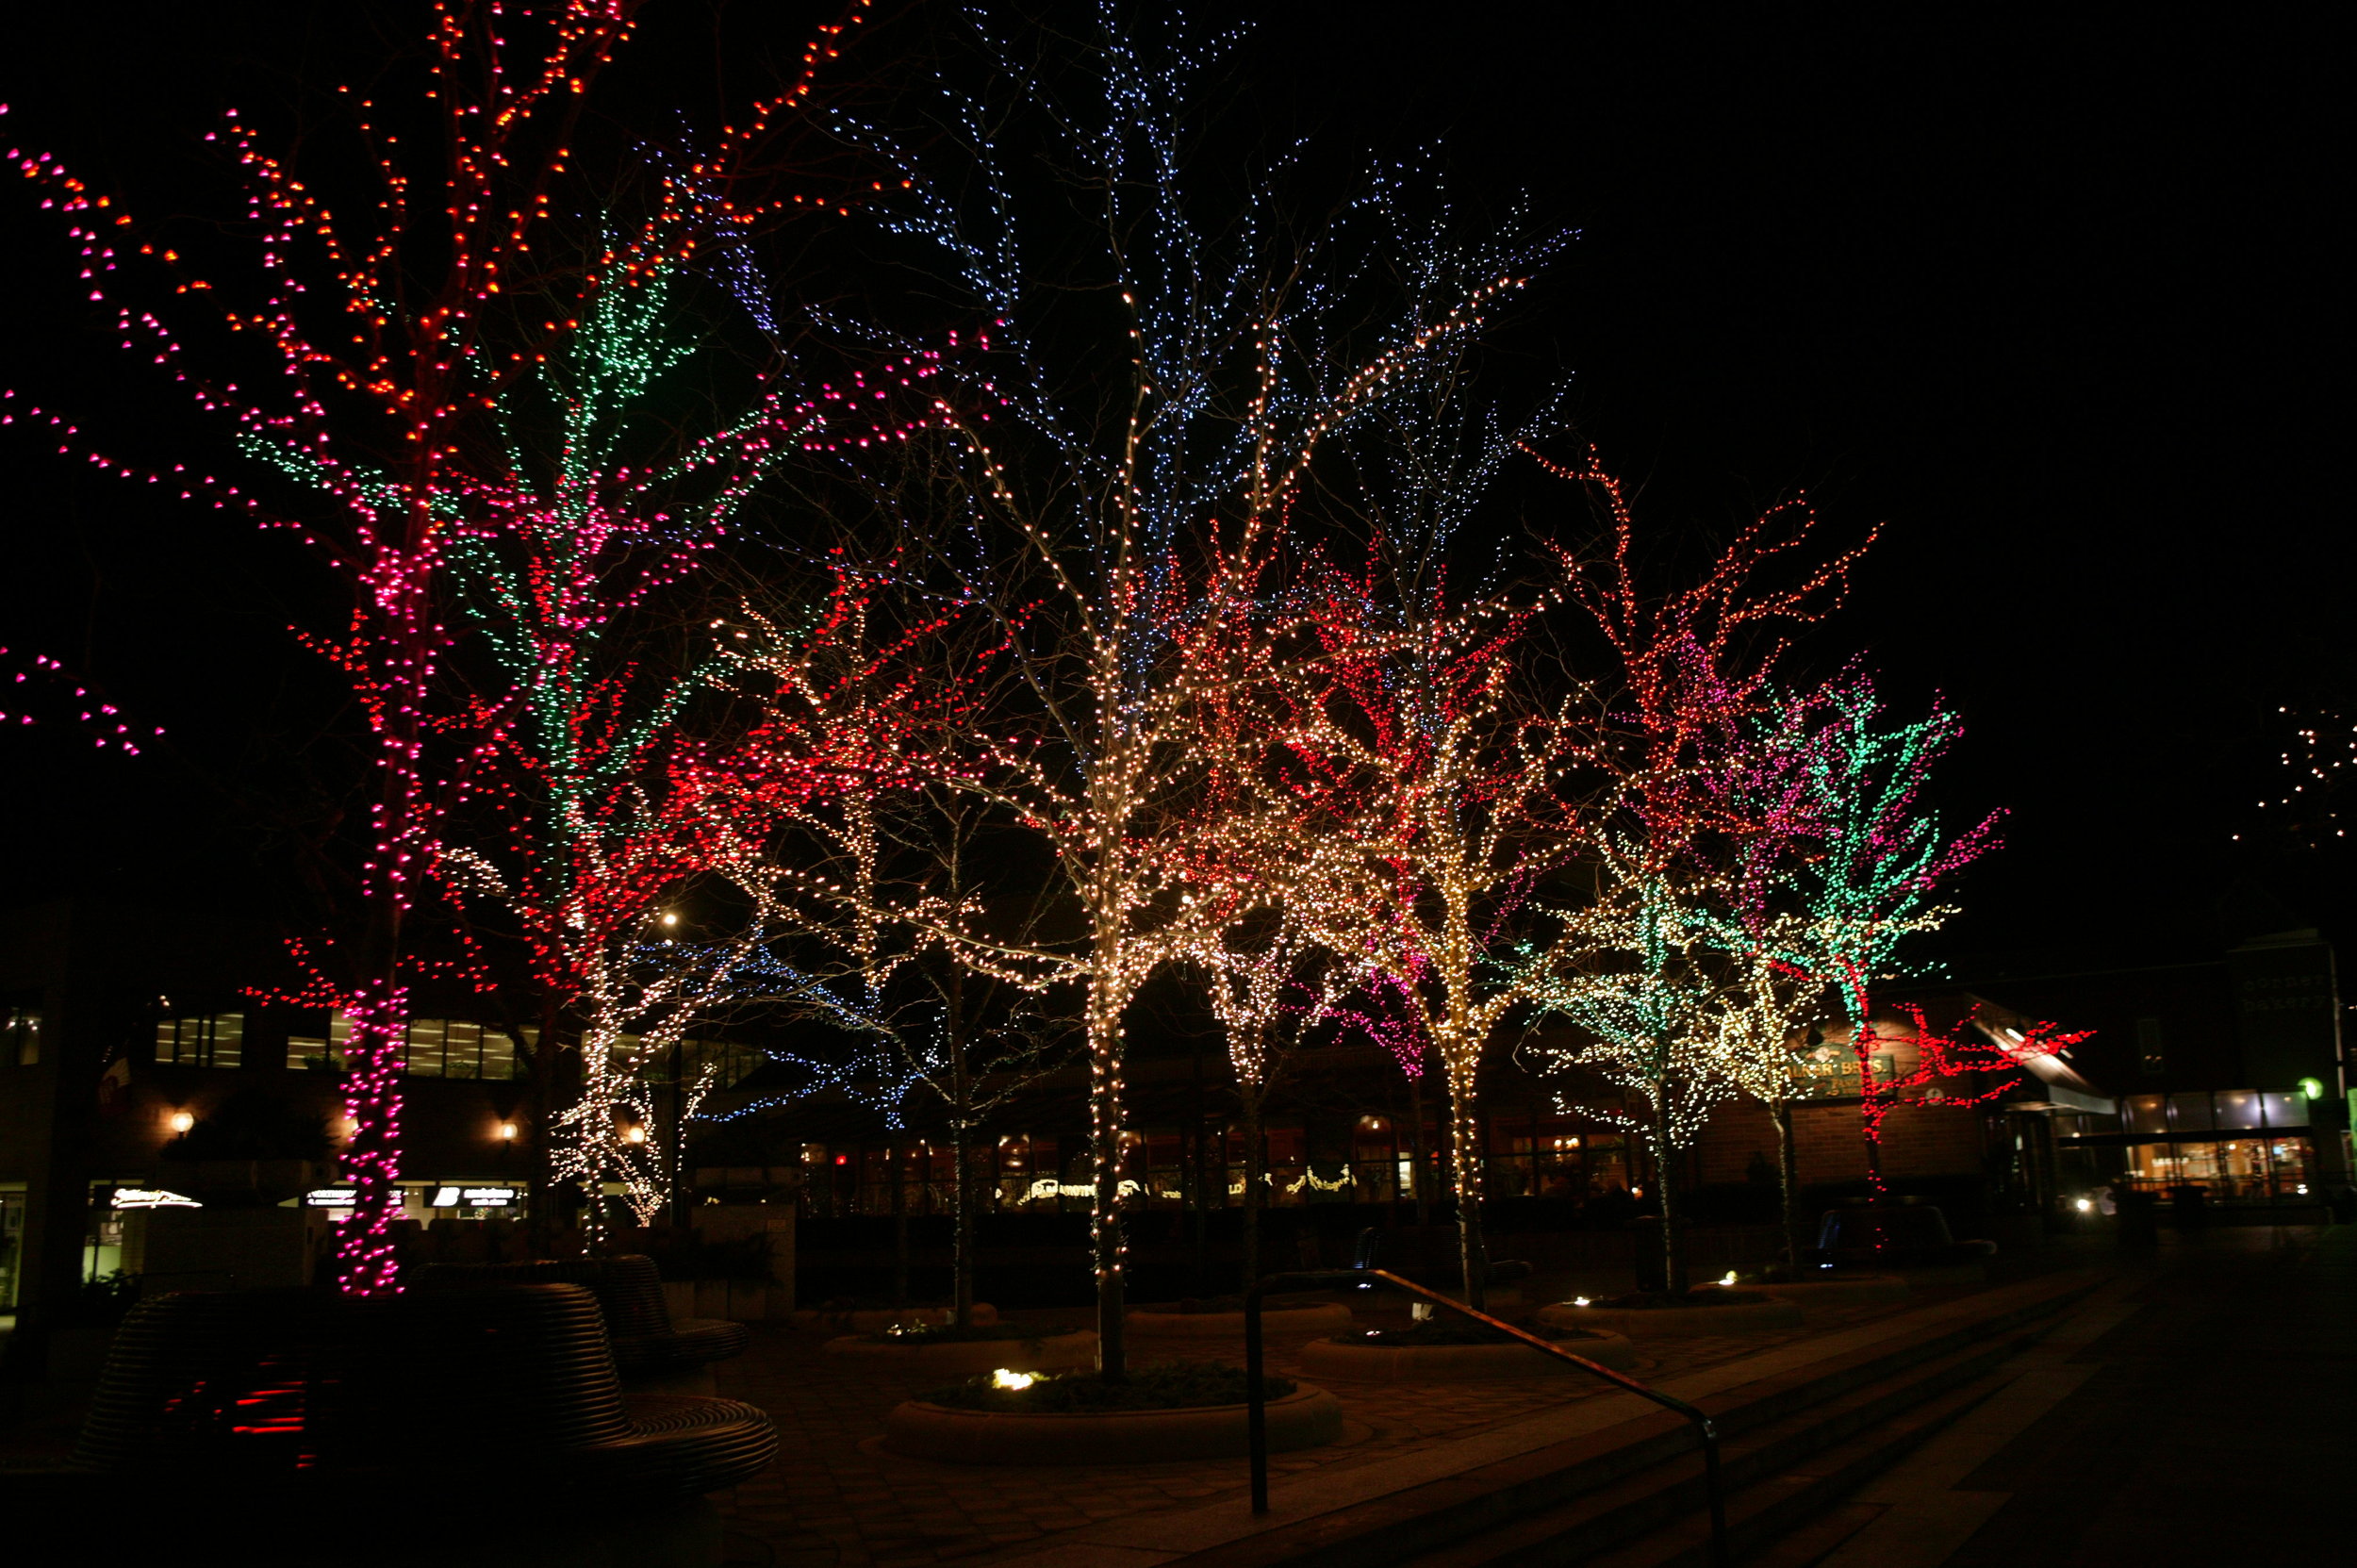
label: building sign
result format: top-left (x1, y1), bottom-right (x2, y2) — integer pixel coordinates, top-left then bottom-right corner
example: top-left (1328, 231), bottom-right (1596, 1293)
top-left (1026, 1178), bottom-right (1142, 1201)
top-left (428, 1185), bottom-right (519, 1208)
top-left (304, 1188), bottom-right (357, 1208)
top-left (2228, 933), bottom-right (2341, 1086)
top-left (111, 1188), bottom-right (201, 1210)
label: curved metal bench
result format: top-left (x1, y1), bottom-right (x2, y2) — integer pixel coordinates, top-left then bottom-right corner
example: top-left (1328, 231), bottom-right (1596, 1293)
top-left (420, 1254), bottom-right (751, 1378)
top-left (74, 1284), bottom-right (774, 1501)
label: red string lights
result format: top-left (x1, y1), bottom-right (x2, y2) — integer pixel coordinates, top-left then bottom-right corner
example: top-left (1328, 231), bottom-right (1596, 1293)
top-left (5, 0), bottom-right (882, 1292)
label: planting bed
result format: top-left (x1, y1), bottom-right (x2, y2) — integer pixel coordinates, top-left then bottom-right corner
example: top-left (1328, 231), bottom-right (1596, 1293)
top-left (823, 1326), bottom-right (1097, 1376)
top-left (1300, 1321), bottom-right (1636, 1380)
top-left (1536, 1288), bottom-right (1803, 1336)
top-left (883, 1363), bottom-right (1342, 1464)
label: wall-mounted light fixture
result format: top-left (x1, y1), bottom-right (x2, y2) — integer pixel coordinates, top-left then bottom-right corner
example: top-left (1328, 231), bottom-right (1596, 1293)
top-left (497, 1120), bottom-right (519, 1141)
top-left (623, 1125), bottom-right (647, 1145)
top-left (168, 1110), bottom-right (195, 1134)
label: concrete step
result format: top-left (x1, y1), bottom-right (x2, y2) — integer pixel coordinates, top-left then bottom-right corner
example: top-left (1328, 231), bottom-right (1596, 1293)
top-left (1399, 1337), bottom-right (2015, 1566)
top-left (1578, 1371), bottom-right (2007, 1568)
top-left (1161, 1272), bottom-right (2097, 1568)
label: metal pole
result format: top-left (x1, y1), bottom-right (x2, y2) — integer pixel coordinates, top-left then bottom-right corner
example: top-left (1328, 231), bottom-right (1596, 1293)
top-left (1245, 1282), bottom-right (1269, 1513)
top-left (1700, 1420), bottom-right (1728, 1568)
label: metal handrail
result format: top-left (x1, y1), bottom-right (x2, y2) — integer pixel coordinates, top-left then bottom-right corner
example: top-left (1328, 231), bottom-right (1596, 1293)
top-left (1244, 1267), bottom-right (1728, 1568)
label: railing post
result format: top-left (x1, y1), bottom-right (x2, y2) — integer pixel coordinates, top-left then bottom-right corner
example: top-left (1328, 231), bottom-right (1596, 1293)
top-left (1245, 1281), bottom-right (1269, 1513)
top-left (1240, 1267), bottom-right (1726, 1566)
top-left (1700, 1419), bottom-right (1728, 1568)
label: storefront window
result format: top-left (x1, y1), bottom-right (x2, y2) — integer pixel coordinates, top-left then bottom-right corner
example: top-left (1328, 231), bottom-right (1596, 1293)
top-left (3, 1000), bottom-right (39, 1068)
top-left (1353, 1118), bottom-right (1399, 1203)
top-left (2121, 1131), bottom-right (2308, 1202)
top-left (2214, 1090), bottom-right (2262, 1131)
top-left (2266, 1137), bottom-right (2315, 1197)
top-left (2123, 1095), bottom-right (2167, 1135)
top-left (0, 1187), bottom-right (25, 1309)
top-left (2167, 1092), bottom-right (2214, 1131)
top-left (2259, 1092), bottom-right (2309, 1129)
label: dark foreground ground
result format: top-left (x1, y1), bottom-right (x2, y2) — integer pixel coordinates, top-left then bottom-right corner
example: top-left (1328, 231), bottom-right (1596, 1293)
top-left (1930, 1225), bottom-right (2351, 1567)
top-left (4, 1221), bottom-right (2347, 1566)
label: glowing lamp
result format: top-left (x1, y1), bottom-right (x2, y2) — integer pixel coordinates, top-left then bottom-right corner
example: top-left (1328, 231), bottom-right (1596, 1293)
top-left (168, 1110), bottom-right (195, 1134)
top-left (990, 1368), bottom-right (1036, 1391)
top-left (1720, 1271), bottom-right (1737, 1287)
top-left (2299, 1077), bottom-right (2324, 1100)
top-left (2074, 1197), bottom-right (2094, 1213)
top-left (624, 1125), bottom-right (647, 1145)
top-left (497, 1121), bottom-right (518, 1141)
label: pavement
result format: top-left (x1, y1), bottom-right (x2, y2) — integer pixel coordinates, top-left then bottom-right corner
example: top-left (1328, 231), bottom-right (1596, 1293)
top-left (710, 1228), bottom-right (2355, 1566)
top-left (1819, 1222), bottom-right (2356, 1568)
top-left (8, 1224), bottom-right (2345, 1565)
top-left (707, 1275), bottom-right (1985, 1566)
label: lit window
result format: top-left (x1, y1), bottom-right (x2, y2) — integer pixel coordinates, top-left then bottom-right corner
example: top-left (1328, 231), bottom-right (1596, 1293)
top-left (290, 1011), bottom-right (351, 1072)
top-left (2214, 1091), bottom-right (2262, 1131)
top-left (445, 1019), bottom-right (485, 1080)
top-left (407, 1016), bottom-right (447, 1077)
top-left (4, 1001), bottom-right (41, 1068)
top-left (2259, 1091), bottom-right (2310, 1130)
top-left (155, 1013), bottom-right (243, 1070)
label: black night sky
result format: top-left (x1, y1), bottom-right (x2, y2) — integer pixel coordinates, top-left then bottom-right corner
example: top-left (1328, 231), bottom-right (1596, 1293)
top-left (2, 3), bottom-right (2346, 966)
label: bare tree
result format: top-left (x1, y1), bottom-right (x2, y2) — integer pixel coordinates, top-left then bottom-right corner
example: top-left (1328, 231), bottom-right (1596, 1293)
top-left (777, 9), bottom-right (1553, 1370)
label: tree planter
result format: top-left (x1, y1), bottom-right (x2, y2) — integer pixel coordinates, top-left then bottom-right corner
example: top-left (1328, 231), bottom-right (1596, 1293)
top-left (823, 1330), bottom-right (1098, 1378)
top-left (1299, 1328), bottom-right (1635, 1381)
top-left (1126, 1303), bottom-right (1351, 1339)
top-left (882, 1384), bottom-right (1342, 1464)
top-left (1535, 1294), bottom-right (1802, 1336)
top-left (1884, 1260), bottom-right (1990, 1285)
top-left (1722, 1274), bottom-right (1910, 1307)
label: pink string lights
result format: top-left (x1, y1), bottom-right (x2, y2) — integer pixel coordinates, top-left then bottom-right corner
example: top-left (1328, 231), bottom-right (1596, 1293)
top-left (5, 0), bottom-right (881, 1291)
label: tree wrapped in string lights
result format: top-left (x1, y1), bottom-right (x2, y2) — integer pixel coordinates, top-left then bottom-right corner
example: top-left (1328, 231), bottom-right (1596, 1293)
top-left (7, 0), bottom-right (884, 1289)
top-left (0, 646), bottom-right (163, 756)
top-left (692, 586), bottom-right (1067, 1324)
top-left (428, 242), bottom-right (962, 1246)
top-left (1827, 1002), bottom-right (2088, 1193)
top-left (781, 8), bottom-right (1558, 1369)
top-left (1516, 450), bottom-right (1871, 1295)
top-left (707, 776), bottom-right (1071, 1324)
top-left (1744, 671), bottom-right (2004, 1190)
top-left (1255, 562), bottom-right (1597, 1309)
top-left (1190, 927), bottom-right (1346, 1292)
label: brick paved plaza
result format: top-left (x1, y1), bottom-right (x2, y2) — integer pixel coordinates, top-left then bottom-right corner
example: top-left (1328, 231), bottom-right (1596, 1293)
top-left (702, 1229), bottom-right (2355, 1568)
top-left (709, 1281), bottom-right (1938, 1566)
